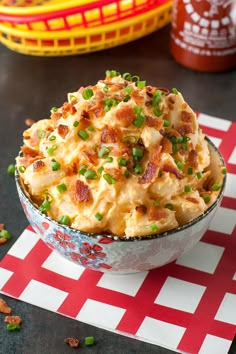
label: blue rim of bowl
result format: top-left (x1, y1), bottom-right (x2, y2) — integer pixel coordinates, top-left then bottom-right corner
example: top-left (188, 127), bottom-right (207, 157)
top-left (15, 136), bottom-right (227, 242)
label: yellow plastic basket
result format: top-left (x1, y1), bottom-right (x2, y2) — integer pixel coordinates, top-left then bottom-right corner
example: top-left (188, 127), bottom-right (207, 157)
top-left (0, 1), bottom-right (172, 56)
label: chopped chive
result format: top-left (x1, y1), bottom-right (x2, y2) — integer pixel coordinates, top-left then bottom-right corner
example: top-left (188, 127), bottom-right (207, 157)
top-left (165, 203), bottom-right (174, 210)
top-left (47, 144), bottom-right (58, 155)
top-left (0, 229), bottom-right (11, 240)
top-left (18, 165), bottom-right (26, 173)
top-left (51, 159), bottom-right (61, 171)
top-left (196, 171), bottom-right (203, 179)
top-left (124, 170), bottom-right (130, 178)
top-left (106, 157), bottom-right (113, 163)
top-left (37, 129), bottom-right (46, 139)
top-left (152, 89), bottom-right (162, 107)
top-left (184, 185), bottom-right (192, 192)
top-left (134, 164), bottom-right (143, 174)
top-left (79, 164), bottom-right (88, 175)
top-left (201, 193), bottom-right (211, 204)
top-left (51, 107), bottom-right (58, 112)
top-left (175, 160), bottom-right (184, 170)
top-left (6, 324), bottom-right (21, 331)
top-left (172, 87), bottom-right (179, 95)
top-left (222, 167), bottom-right (227, 175)
top-left (97, 166), bottom-right (104, 174)
top-left (98, 146), bottom-right (110, 158)
top-left (39, 199), bottom-right (51, 213)
top-left (84, 336), bottom-right (95, 346)
top-left (103, 173), bottom-right (116, 184)
top-left (150, 223), bottom-right (158, 232)
top-left (136, 80), bottom-right (146, 88)
top-left (118, 157), bottom-right (127, 166)
top-left (58, 215), bottom-right (71, 225)
top-left (187, 167), bottom-right (193, 175)
top-left (49, 135), bottom-right (56, 141)
top-left (73, 121), bottom-right (79, 127)
top-left (7, 164), bottom-right (15, 175)
top-left (153, 201), bottom-right (160, 206)
top-left (56, 183), bottom-right (67, 193)
top-left (84, 170), bottom-right (98, 180)
top-left (88, 125), bottom-right (95, 132)
top-left (78, 129), bottom-right (89, 141)
top-left (211, 182), bottom-right (221, 191)
top-left (163, 119), bottom-right (170, 127)
top-left (95, 212), bottom-right (103, 221)
top-left (82, 88), bottom-right (94, 100)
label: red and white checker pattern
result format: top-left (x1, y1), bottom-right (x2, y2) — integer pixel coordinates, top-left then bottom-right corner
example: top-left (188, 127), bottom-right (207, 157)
top-left (0, 114), bottom-right (236, 354)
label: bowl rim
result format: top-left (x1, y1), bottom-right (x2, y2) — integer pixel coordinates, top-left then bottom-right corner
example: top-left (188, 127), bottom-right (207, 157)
top-left (15, 136), bottom-right (227, 242)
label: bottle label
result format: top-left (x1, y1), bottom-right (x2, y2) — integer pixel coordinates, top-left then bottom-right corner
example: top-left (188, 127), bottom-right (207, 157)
top-left (172, 0), bottom-right (236, 57)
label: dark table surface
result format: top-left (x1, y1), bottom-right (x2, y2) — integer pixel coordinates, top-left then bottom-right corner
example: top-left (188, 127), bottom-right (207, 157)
top-left (0, 24), bottom-right (236, 354)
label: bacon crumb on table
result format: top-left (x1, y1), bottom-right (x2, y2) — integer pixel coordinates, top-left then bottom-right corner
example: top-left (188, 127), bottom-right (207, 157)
top-left (0, 298), bottom-right (12, 314)
top-left (64, 337), bottom-right (80, 348)
top-left (5, 315), bottom-right (22, 325)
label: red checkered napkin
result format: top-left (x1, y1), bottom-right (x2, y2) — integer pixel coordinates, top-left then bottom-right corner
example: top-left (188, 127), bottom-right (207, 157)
top-left (0, 113), bottom-right (236, 354)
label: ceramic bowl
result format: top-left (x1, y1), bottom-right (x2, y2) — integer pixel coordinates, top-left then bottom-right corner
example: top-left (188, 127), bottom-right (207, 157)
top-left (15, 137), bottom-right (226, 274)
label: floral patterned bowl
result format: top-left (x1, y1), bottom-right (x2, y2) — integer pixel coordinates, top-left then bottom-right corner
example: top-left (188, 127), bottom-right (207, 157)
top-left (15, 138), bottom-right (226, 274)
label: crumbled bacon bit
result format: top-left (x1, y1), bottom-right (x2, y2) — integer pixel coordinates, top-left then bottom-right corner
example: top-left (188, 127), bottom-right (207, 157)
top-left (150, 144), bottom-right (162, 163)
top-left (135, 205), bottom-right (147, 214)
top-left (186, 197), bottom-right (199, 204)
top-left (5, 316), bottom-right (22, 325)
top-left (0, 298), bottom-right (11, 314)
top-left (64, 338), bottom-right (80, 348)
top-left (25, 118), bottom-right (35, 127)
top-left (58, 124), bottom-right (69, 139)
top-left (105, 168), bottom-right (124, 181)
top-left (138, 162), bottom-right (157, 184)
top-left (81, 109), bottom-right (90, 120)
top-left (168, 95), bottom-right (176, 105)
top-left (50, 111), bottom-right (62, 122)
top-left (131, 89), bottom-right (145, 106)
top-left (162, 162), bottom-right (184, 179)
top-left (115, 105), bottom-right (136, 127)
top-left (149, 206), bottom-right (168, 221)
top-left (0, 238), bottom-right (7, 245)
top-left (188, 149), bottom-right (198, 168)
top-left (83, 148), bottom-right (98, 164)
top-left (145, 116), bottom-right (163, 129)
top-left (65, 161), bottom-right (78, 176)
top-left (0, 224), bottom-right (4, 230)
top-left (181, 110), bottom-right (193, 123)
top-left (62, 102), bottom-right (76, 117)
top-left (161, 136), bottom-right (172, 154)
top-left (79, 117), bottom-right (91, 130)
top-left (21, 145), bottom-right (41, 158)
top-left (101, 126), bottom-right (119, 143)
top-left (33, 160), bottom-right (45, 172)
top-left (75, 180), bottom-right (90, 202)
top-left (178, 124), bottom-right (193, 135)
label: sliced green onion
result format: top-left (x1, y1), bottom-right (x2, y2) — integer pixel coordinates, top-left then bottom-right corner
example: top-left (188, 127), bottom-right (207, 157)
top-left (201, 194), bottom-right (211, 204)
top-left (122, 72), bottom-right (132, 81)
top-left (118, 157), bottom-right (127, 166)
top-left (84, 170), bottom-right (98, 180)
top-left (131, 75), bottom-right (140, 82)
top-left (132, 148), bottom-right (144, 161)
top-left (51, 107), bottom-right (58, 112)
top-left (0, 229), bottom-right (11, 240)
top-left (73, 121), bottom-right (79, 127)
top-left (123, 95), bottom-right (131, 102)
top-left (95, 212), bottom-right (103, 221)
top-left (98, 146), bottom-right (111, 158)
top-left (172, 87), bottom-right (179, 95)
top-left (150, 223), bottom-right (158, 232)
top-left (18, 165), bottom-right (26, 173)
top-left (104, 97), bottom-right (120, 112)
top-left (106, 157), bottom-right (113, 163)
top-left (163, 119), bottom-right (170, 127)
top-left (37, 129), bottom-right (46, 139)
top-left (82, 88), bottom-right (94, 100)
top-left (187, 167), bottom-right (193, 175)
top-left (122, 135), bottom-right (137, 144)
top-left (103, 85), bottom-right (109, 93)
top-left (39, 199), bottom-right (51, 213)
top-left (184, 185), bottom-right (192, 192)
top-left (153, 107), bottom-right (162, 117)
top-left (181, 144), bottom-right (188, 151)
top-left (97, 166), bottom-right (104, 174)
top-left (153, 201), bottom-right (160, 206)
top-left (7, 164), bottom-right (15, 175)
top-left (106, 70), bottom-right (119, 78)
top-left (134, 164), bottom-right (143, 174)
top-left (172, 144), bottom-right (178, 153)
top-left (222, 167), bottom-right (227, 175)
top-left (123, 86), bottom-right (132, 94)
top-left (124, 170), bottom-right (130, 178)
top-left (134, 106), bottom-right (143, 115)
top-left (88, 125), bottom-right (95, 132)
top-left (58, 215), bottom-right (71, 225)
top-left (51, 159), bottom-right (61, 171)
top-left (84, 336), bottom-right (95, 346)
top-left (136, 80), bottom-right (146, 88)
top-left (165, 203), bottom-right (174, 210)
top-left (79, 164), bottom-right (88, 175)
top-left (56, 183), bottom-right (67, 193)
top-left (69, 94), bottom-right (77, 102)
top-left (158, 170), bottom-right (162, 178)
top-left (49, 135), bottom-right (56, 141)
top-left (175, 160), bottom-right (184, 170)
top-left (47, 144), bottom-right (58, 155)
top-left (78, 129), bottom-right (89, 141)
top-left (103, 173), bottom-right (116, 184)
top-left (211, 182), bottom-right (221, 191)
top-left (133, 114), bottom-right (145, 128)
top-left (196, 171), bottom-right (203, 179)
top-left (182, 136), bottom-right (190, 143)
top-left (152, 89), bottom-right (162, 107)
top-left (6, 324), bottom-right (21, 331)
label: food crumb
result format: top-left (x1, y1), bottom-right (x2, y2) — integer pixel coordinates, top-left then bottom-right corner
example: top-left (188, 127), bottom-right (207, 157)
top-left (5, 315), bottom-right (22, 325)
top-left (64, 337), bottom-right (80, 348)
top-left (0, 228), bottom-right (11, 244)
top-left (84, 336), bottom-right (95, 346)
top-left (0, 298), bottom-right (12, 314)
top-left (25, 118), bottom-right (35, 127)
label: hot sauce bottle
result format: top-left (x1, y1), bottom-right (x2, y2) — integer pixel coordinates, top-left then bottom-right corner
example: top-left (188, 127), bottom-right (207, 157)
top-left (170, 0), bottom-right (236, 72)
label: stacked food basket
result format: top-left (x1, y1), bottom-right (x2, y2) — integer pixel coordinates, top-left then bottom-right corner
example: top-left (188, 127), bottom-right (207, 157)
top-left (0, 0), bottom-right (172, 56)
